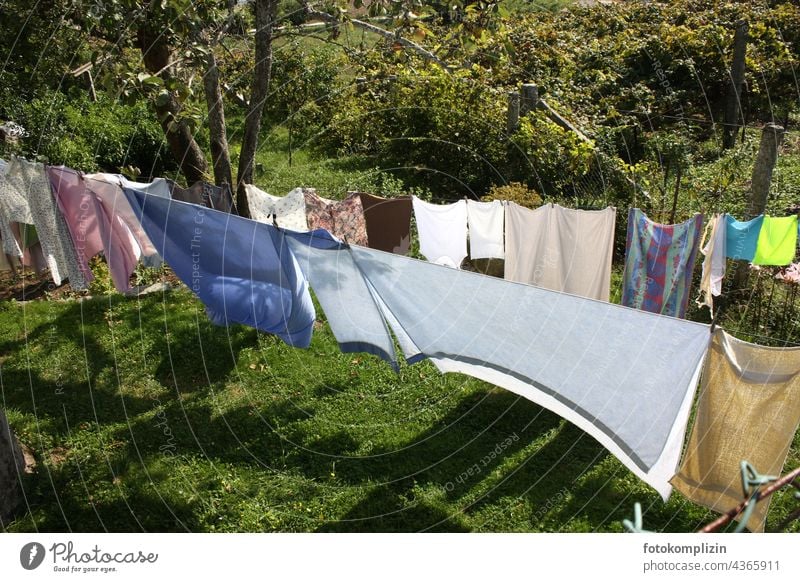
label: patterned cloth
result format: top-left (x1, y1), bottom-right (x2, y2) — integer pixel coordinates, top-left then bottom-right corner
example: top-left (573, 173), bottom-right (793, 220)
top-left (0, 157), bottom-right (34, 256)
top-left (622, 209), bottom-right (703, 318)
top-left (244, 185), bottom-right (308, 231)
top-left (303, 190), bottom-right (369, 246)
top-left (1, 157), bottom-right (86, 288)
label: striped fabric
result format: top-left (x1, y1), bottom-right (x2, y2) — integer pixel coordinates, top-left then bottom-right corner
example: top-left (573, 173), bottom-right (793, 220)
top-left (622, 209), bottom-right (704, 318)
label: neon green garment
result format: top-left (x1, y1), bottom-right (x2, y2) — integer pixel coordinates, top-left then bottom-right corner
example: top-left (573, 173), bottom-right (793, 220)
top-left (752, 215), bottom-right (797, 265)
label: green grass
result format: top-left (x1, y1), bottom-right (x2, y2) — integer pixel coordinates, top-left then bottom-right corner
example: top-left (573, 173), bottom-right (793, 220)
top-left (0, 286), bottom-right (797, 533)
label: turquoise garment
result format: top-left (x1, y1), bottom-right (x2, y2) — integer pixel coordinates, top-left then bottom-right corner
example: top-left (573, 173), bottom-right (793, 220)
top-left (725, 214), bottom-right (763, 261)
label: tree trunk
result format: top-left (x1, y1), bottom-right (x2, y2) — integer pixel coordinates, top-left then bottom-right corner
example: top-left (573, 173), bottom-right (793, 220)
top-left (0, 409), bottom-right (25, 526)
top-left (203, 50), bottom-right (233, 188)
top-left (138, 26), bottom-right (208, 185)
top-left (235, 0), bottom-right (278, 218)
top-left (722, 20), bottom-right (748, 150)
top-left (732, 123), bottom-right (785, 293)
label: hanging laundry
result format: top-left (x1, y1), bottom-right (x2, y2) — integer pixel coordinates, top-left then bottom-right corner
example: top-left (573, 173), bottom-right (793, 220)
top-left (171, 181), bottom-right (236, 214)
top-left (285, 230), bottom-right (400, 368)
top-left (338, 245), bottom-right (710, 499)
top-left (0, 158), bottom-right (7, 174)
top-left (697, 213), bottom-right (727, 314)
top-left (505, 202), bottom-right (616, 301)
top-left (752, 215), bottom-right (797, 266)
top-left (304, 190), bottom-right (369, 246)
top-left (622, 209), bottom-right (703, 318)
top-left (117, 175), bottom-right (175, 198)
top-left (10, 223), bottom-right (47, 273)
top-left (358, 193), bottom-right (413, 255)
top-left (1, 157), bottom-right (86, 288)
top-left (123, 189), bottom-right (315, 347)
top-left (412, 196), bottom-right (468, 268)
top-left (0, 157), bottom-right (34, 257)
top-left (84, 174), bottom-right (160, 267)
top-left (49, 167), bottom-right (142, 292)
top-left (670, 329), bottom-right (800, 532)
top-left (244, 185), bottom-right (308, 231)
top-left (725, 214), bottom-right (763, 261)
top-left (466, 199), bottom-right (505, 260)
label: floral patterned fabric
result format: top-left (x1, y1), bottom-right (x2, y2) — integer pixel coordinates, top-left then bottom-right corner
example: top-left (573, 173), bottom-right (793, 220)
top-left (245, 185), bottom-right (308, 231)
top-left (303, 190), bottom-right (369, 246)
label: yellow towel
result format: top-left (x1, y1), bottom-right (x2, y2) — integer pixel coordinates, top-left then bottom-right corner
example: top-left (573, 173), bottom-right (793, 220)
top-left (671, 329), bottom-right (800, 532)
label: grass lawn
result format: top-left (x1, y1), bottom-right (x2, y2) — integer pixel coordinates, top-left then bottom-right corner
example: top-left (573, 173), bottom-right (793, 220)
top-left (1, 280), bottom-right (797, 532)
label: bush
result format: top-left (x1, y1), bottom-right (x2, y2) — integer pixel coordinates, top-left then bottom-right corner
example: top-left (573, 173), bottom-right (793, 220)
top-left (1, 89), bottom-right (175, 177)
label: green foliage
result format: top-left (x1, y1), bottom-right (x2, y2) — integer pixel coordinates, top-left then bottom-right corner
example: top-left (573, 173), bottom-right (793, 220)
top-left (481, 181), bottom-right (542, 208)
top-left (1, 90), bottom-right (175, 176)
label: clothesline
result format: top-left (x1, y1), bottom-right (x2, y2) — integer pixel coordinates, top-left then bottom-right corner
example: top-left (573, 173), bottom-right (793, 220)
top-left (2, 154), bottom-right (799, 530)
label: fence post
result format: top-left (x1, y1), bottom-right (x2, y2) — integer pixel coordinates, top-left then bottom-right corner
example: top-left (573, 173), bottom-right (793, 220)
top-left (507, 91), bottom-right (520, 135)
top-left (732, 123), bottom-right (785, 291)
top-left (520, 83), bottom-right (539, 116)
top-left (722, 20), bottom-right (749, 150)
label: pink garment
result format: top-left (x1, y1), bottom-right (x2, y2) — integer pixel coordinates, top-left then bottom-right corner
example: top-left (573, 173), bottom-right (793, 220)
top-left (85, 174), bottom-right (158, 259)
top-left (48, 167), bottom-right (139, 292)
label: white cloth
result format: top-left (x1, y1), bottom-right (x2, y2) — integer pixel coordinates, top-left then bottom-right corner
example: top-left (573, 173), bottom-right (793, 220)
top-left (697, 213), bottom-right (727, 314)
top-left (245, 185), bottom-right (308, 231)
top-left (339, 245), bottom-right (711, 500)
top-left (504, 202), bottom-right (616, 302)
top-left (412, 196), bottom-right (468, 268)
top-left (89, 173), bottom-right (173, 199)
top-left (467, 199), bottom-right (505, 259)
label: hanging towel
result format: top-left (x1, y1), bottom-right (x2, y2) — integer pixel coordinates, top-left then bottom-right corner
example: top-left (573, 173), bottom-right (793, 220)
top-left (622, 209), bottom-right (703, 318)
top-left (725, 215), bottom-right (763, 261)
top-left (358, 193), bottom-right (413, 255)
top-left (123, 189), bottom-right (315, 347)
top-left (49, 167), bottom-right (142, 292)
top-left (697, 213), bottom-right (727, 314)
top-left (344, 246), bottom-right (710, 499)
top-left (671, 330), bottom-right (800, 532)
top-left (505, 202), bottom-right (616, 301)
top-left (411, 196), bottom-right (468, 268)
top-left (752, 215), bottom-right (797, 266)
top-left (304, 190), bottom-right (369, 246)
top-left (171, 181), bottom-right (235, 214)
top-left (467, 199), bottom-right (505, 260)
top-left (244, 185), bottom-right (308, 231)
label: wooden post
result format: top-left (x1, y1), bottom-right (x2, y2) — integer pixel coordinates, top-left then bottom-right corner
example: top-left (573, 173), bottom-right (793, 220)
top-left (723, 20), bottom-right (749, 150)
top-left (520, 83), bottom-right (539, 116)
top-left (749, 123), bottom-right (785, 215)
top-left (0, 409), bottom-right (25, 526)
top-left (732, 123), bottom-right (785, 291)
top-left (507, 91), bottom-right (520, 135)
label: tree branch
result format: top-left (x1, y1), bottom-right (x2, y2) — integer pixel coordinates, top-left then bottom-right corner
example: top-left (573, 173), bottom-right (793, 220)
top-left (302, 2), bottom-right (450, 70)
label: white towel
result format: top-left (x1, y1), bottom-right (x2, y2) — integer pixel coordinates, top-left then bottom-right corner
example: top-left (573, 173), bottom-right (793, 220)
top-left (505, 202), bottom-right (616, 301)
top-left (467, 199), bottom-right (505, 259)
top-left (697, 213), bottom-right (727, 314)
